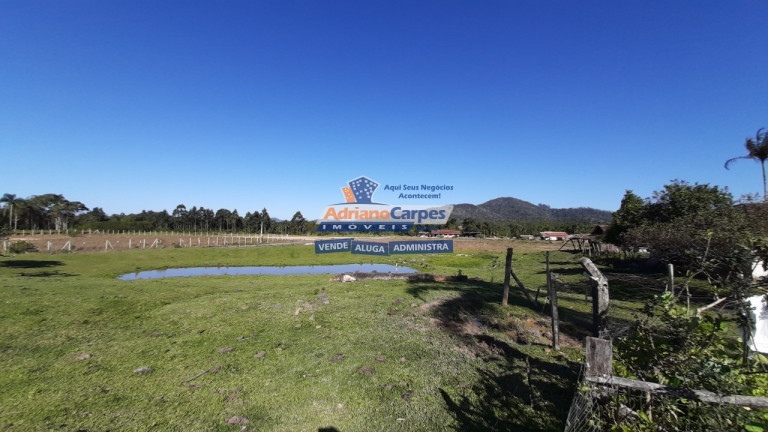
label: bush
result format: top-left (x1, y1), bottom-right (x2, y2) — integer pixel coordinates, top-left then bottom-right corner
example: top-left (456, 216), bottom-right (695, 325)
top-left (8, 241), bottom-right (38, 254)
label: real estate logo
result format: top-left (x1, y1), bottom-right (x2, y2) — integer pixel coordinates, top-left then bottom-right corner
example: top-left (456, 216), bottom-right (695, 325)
top-left (341, 176), bottom-right (379, 204)
top-left (317, 176), bottom-right (453, 232)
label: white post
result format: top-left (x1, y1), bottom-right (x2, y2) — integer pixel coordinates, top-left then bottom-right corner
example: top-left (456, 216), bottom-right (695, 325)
top-left (47, 241), bottom-right (52, 251)
top-left (129, 239), bottom-right (132, 249)
top-left (668, 263), bottom-right (675, 295)
top-left (143, 239), bottom-right (146, 249)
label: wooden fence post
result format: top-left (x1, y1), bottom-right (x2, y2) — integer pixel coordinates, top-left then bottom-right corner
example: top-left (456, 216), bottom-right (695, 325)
top-left (547, 251), bottom-right (559, 350)
top-left (667, 263), bottom-right (675, 295)
top-left (580, 257), bottom-right (610, 338)
top-left (502, 248), bottom-right (512, 306)
top-left (585, 337), bottom-right (613, 377)
top-left (502, 248), bottom-right (536, 307)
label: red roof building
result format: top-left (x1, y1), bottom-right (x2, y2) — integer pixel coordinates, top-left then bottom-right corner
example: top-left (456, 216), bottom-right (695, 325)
top-left (540, 231), bottom-right (570, 240)
top-left (431, 229), bottom-right (461, 237)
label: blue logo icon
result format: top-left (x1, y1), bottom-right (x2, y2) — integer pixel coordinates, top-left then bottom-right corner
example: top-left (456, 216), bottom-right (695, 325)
top-left (341, 176), bottom-right (379, 204)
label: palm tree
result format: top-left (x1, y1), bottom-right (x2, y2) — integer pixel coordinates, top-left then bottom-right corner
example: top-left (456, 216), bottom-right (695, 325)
top-left (725, 127), bottom-right (768, 202)
top-left (1, 193), bottom-right (20, 230)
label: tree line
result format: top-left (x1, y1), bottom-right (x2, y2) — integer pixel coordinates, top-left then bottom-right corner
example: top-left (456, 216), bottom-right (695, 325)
top-left (446, 217), bottom-right (598, 238)
top-left (1, 193), bottom-right (606, 238)
top-left (0, 194), bottom-right (315, 235)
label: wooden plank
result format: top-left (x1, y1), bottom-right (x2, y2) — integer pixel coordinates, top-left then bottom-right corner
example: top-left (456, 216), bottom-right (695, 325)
top-left (580, 257), bottom-right (609, 337)
top-left (584, 375), bottom-right (768, 409)
top-left (510, 267), bottom-right (535, 306)
top-left (584, 336), bottom-right (612, 376)
top-left (502, 248), bottom-right (535, 307)
top-left (696, 297), bottom-right (727, 317)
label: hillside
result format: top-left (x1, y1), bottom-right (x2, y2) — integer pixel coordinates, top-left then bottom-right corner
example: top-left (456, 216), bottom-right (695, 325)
top-left (449, 197), bottom-right (613, 223)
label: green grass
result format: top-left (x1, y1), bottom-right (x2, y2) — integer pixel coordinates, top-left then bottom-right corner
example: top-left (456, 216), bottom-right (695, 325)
top-left (0, 245), bottom-right (637, 431)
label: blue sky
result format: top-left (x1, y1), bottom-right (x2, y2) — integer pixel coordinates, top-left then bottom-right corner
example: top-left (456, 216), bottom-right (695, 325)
top-left (2, 1), bottom-right (767, 220)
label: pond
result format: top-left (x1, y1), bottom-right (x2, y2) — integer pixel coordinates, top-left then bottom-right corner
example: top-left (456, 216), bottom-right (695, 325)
top-left (117, 264), bottom-right (417, 280)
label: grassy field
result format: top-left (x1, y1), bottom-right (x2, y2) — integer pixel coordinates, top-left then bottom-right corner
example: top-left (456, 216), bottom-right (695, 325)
top-left (0, 241), bottom-right (646, 431)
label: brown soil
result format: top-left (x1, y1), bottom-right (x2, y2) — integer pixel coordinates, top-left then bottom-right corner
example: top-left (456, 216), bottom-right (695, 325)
top-left (419, 297), bottom-right (582, 350)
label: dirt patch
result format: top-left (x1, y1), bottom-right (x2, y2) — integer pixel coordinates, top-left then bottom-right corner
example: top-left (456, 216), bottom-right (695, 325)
top-left (329, 272), bottom-right (410, 281)
top-left (406, 273), bottom-right (483, 283)
top-left (501, 317), bottom-right (582, 348)
top-left (419, 297), bottom-right (582, 348)
top-left (417, 297), bottom-right (486, 336)
top-left (416, 299), bottom-right (450, 316)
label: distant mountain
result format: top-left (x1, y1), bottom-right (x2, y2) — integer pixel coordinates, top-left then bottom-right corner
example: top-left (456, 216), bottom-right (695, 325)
top-left (449, 197), bottom-right (613, 223)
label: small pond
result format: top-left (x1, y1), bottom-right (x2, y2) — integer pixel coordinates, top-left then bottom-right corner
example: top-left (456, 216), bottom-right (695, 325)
top-left (117, 264), bottom-right (417, 280)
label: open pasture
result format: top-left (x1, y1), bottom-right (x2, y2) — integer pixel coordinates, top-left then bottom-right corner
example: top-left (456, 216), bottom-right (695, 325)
top-left (0, 243), bottom-right (635, 431)
top-left (4, 232), bottom-right (563, 255)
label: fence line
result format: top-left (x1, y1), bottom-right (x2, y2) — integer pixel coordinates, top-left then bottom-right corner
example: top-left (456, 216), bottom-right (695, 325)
top-left (565, 337), bottom-right (768, 431)
top-left (10, 229), bottom-right (296, 237)
top-left (3, 232), bottom-right (294, 253)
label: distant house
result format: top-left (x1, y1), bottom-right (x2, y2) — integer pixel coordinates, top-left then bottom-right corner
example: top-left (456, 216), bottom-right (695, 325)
top-left (540, 231), bottom-right (570, 241)
top-left (430, 229), bottom-right (461, 238)
top-left (519, 234), bottom-right (535, 240)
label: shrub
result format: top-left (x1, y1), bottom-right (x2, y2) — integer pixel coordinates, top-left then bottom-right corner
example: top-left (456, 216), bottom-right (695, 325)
top-left (8, 241), bottom-right (38, 254)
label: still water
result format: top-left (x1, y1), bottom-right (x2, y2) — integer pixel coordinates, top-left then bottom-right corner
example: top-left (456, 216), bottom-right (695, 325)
top-left (117, 264), bottom-right (417, 280)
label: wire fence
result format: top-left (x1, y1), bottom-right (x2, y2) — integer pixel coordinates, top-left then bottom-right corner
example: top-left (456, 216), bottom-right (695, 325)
top-left (564, 337), bottom-right (768, 432)
top-left (565, 367), bottom-right (766, 431)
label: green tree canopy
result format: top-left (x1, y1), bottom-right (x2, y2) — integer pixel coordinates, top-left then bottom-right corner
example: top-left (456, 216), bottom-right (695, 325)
top-left (612, 181), bottom-right (761, 282)
top-left (725, 127), bottom-right (768, 202)
top-left (605, 190), bottom-right (644, 244)
top-left (289, 211), bottom-right (306, 234)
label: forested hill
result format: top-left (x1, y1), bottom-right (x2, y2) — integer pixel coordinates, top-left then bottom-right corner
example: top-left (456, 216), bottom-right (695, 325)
top-left (449, 197), bottom-right (613, 223)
